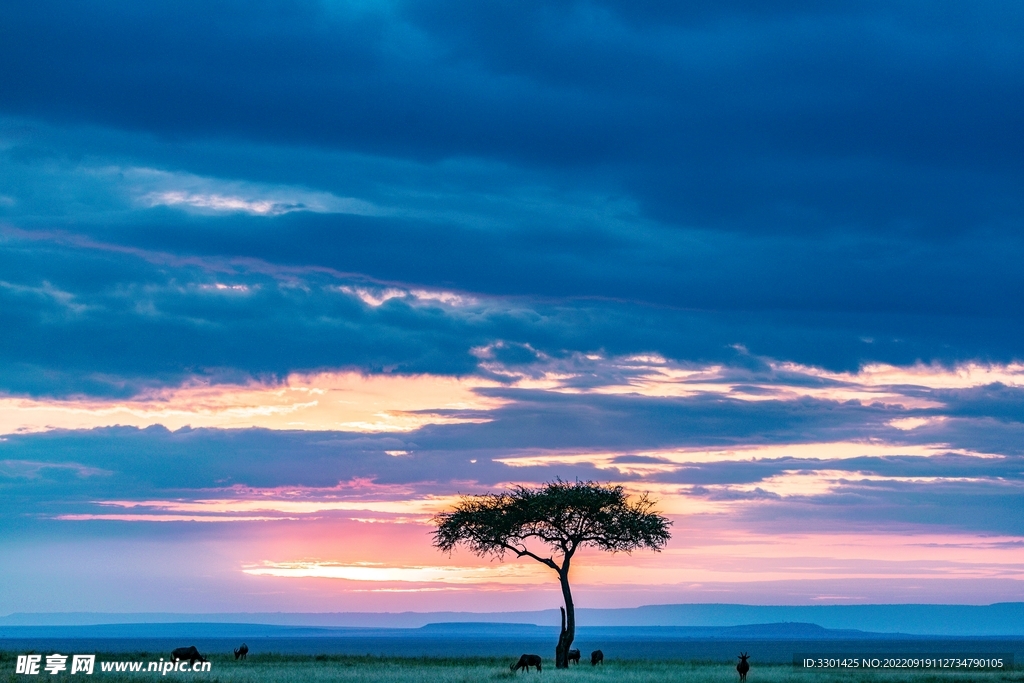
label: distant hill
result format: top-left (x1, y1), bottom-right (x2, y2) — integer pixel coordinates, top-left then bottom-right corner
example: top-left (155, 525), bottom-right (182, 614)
top-left (584, 603), bottom-right (1024, 635)
top-left (715, 622), bottom-right (873, 639)
top-left (420, 621), bottom-right (884, 639)
top-left (2, 603), bottom-right (1022, 636)
top-left (0, 621), bottom-right (888, 640)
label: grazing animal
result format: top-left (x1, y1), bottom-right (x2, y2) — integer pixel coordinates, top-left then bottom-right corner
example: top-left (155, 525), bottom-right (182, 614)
top-left (510, 654), bottom-right (542, 673)
top-left (591, 650), bottom-right (604, 666)
top-left (567, 649), bottom-right (580, 665)
top-left (737, 653), bottom-right (750, 682)
top-left (170, 647), bottom-right (206, 665)
top-left (234, 643), bottom-right (249, 660)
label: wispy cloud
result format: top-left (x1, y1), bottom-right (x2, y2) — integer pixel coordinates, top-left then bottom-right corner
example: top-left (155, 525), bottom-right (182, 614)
top-left (0, 459), bottom-right (109, 479)
top-left (0, 372), bottom-right (505, 434)
top-left (243, 561), bottom-right (545, 584)
top-left (55, 513), bottom-right (295, 522)
top-left (84, 492), bottom-right (456, 521)
top-left (482, 353), bottom-right (1024, 413)
top-left (336, 285), bottom-right (478, 309)
top-left (126, 168), bottom-right (382, 217)
top-left (496, 441), bottom-right (1002, 467)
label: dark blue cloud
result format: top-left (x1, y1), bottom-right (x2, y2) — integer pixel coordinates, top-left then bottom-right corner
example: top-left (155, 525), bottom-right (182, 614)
top-left (3, 0), bottom-right (1024, 379)
top-left (5, 223), bottom-right (1024, 397)
top-left (3, 0), bottom-right (1021, 235)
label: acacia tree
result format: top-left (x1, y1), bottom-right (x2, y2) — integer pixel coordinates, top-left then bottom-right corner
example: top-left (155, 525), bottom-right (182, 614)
top-left (432, 480), bottom-right (671, 668)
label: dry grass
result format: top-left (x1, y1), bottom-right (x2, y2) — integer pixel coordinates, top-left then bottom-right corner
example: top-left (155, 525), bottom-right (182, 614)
top-left (1, 652), bottom-right (1019, 683)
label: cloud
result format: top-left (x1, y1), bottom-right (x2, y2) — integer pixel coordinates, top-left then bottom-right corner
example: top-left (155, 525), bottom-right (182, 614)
top-left (2, 0), bottom-right (1024, 609)
top-left (492, 442), bottom-right (1002, 474)
top-left (6, 224), bottom-right (1024, 403)
top-left (0, 459), bottom-right (109, 480)
top-left (16, 342), bottom-right (1024, 437)
top-left (1, 412), bottom-right (1021, 608)
top-left (3, 0), bottom-right (1022, 238)
top-left (242, 561), bottom-right (545, 584)
top-left (126, 167), bottom-right (381, 217)
top-left (3, 113), bottom-right (1024, 384)
top-left (0, 371), bottom-right (505, 435)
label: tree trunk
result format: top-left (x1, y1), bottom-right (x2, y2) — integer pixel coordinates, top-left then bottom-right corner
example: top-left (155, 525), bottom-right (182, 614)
top-left (554, 569), bottom-right (575, 668)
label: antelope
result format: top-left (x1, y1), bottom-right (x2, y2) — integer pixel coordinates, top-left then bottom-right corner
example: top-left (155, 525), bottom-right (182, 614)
top-left (737, 653), bottom-right (750, 682)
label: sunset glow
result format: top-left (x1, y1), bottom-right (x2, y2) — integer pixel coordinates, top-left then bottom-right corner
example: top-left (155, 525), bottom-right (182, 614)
top-left (3, 0), bottom-right (1023, 618)
top-left (0, 372), bottom-right (506, 434)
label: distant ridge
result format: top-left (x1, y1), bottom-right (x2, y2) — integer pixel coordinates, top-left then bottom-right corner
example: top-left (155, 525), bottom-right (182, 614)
top-left (419, 621), bottom-right (887, 639)
top-left (0, 621), bottom-right (888, 640)
top-left (2, 603), bottom-right (1022, 636)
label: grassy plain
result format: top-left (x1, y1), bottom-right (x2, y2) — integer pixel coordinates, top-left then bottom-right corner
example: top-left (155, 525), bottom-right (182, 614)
top-left (2, 653), bottom-right (1021, 683)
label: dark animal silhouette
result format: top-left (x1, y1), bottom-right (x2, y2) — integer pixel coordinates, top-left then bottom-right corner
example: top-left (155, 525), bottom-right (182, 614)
top-left (171, 647), bottom-right (206, 665)
top-left (737, 653), bottom-right (750, 682)
top-left (591, 650), bottom-right (603, 666)
top-left (511, 654), bottom-right (542, 672)
top-left (234, 643), bottom-right (248, 660)
top-left (567, 649), bottom-right (580, 665)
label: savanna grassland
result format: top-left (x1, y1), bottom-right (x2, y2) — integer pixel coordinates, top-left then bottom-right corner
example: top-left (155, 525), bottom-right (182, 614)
top-left (3, 653), bottom-right (1021, 683)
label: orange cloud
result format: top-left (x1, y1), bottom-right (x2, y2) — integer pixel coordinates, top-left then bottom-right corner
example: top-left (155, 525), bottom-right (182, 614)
top-left (0, 371), bottom-right (507, 434)
top-left (65, 488), bottom-right (460, 523)
top-left (482, 354), bottom-right (1023, 408)
top-left (493, 441), bottom-right (1003, 475)
top-left (780, 361), bottom-right (1024, 389)
top-left (242, 560), bottom-right (547, 584)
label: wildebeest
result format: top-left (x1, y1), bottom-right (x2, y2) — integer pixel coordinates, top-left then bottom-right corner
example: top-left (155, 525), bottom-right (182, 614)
top-left (510, 654), bottom-right (542, 672)
top-left (234, 643), bottom-right (249, 660)
top-left (591, 650), bottom-right (604, 666)
top-left (737, 653), bottom-right (750, 682)
top-left (567, 649), bottom-right (580, 665)
top-left (171, 646), bottom-right (206, 665)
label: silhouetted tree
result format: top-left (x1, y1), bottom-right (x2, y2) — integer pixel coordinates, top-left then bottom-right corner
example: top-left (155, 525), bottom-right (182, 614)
top-left (432, 480), bottom-right (671, 668)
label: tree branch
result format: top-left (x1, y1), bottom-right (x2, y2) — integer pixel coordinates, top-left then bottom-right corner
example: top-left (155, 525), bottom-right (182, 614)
top-left (504, 543), bottom-right (559, 572)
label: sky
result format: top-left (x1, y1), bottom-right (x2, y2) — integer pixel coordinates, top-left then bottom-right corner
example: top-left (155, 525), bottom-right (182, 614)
top-left (1, 0), bottom-right (1023, 615)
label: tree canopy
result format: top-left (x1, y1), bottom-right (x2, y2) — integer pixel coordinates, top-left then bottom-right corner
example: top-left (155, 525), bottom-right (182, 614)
top-left (433, 479), bottom-right (671, 563)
